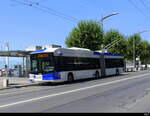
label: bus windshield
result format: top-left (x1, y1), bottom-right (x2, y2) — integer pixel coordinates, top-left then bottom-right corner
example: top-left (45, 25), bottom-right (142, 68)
top-left (30, 53), bottom-right (54, 74)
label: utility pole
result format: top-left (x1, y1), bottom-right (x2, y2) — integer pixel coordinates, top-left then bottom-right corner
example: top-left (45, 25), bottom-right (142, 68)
top-left (5, 42), bottom-right (9, 77)
top-left (133, 30), bottom-right (150, 70)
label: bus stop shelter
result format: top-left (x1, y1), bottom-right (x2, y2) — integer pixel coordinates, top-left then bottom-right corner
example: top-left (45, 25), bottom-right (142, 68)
top-left (0, 50), bottom-right (31, 77)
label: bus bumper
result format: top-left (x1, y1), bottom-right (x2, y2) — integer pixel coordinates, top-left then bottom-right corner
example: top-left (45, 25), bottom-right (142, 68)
top-left (29, 72), bottom-right (63, 83)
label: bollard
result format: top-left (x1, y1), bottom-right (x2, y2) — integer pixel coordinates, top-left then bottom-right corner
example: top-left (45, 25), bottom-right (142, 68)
top-left (3, 78), bottom-right (9, 87)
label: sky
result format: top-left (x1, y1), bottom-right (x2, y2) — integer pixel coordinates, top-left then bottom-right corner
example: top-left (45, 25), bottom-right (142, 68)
top-left (1, 0), bottom-right (150, 68)
top-left (1, 0), bottom-right (150, 51)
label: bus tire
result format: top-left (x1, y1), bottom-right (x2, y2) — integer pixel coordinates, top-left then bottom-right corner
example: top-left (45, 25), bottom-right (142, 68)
top-left (95, 71), bottom-right (100, 79)
top-left (116, 69), bottom-right (119, 76)
top-left (67, 73), bottom-right (74, 83)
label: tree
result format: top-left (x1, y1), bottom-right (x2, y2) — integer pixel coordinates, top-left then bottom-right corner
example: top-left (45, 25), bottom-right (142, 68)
top-left (140, 40), bottom-right (150, 65)
top-left (126, 34), bottom-right (143, 61)
top-left (65, 20), bottom-right (103, 51)
top-left (103, 29), bottom-right (127, 57)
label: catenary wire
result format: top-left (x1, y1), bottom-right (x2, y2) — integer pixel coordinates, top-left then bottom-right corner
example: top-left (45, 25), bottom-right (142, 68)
top-left (128, 0), bottom-right (150, 21)
top-left (139, 0), bottom-right (150, 13)
top-left (11, 0), bottom-right (78, 23)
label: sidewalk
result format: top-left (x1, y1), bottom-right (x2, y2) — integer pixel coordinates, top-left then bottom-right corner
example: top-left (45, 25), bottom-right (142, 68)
top-left (0, 77), bottom-right (38, 90)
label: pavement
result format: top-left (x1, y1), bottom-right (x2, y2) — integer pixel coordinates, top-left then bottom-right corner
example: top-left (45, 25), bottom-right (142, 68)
top-left (0, 71), bottom-right (137, 90)
top-left (0, 72), bottom-right (129, 90)
top-left (0, 77), bottom-right (38, 90)
top-left (129, 93), bottom-right (150, 112)
top-left (0, 70), bottom-right (149, 112)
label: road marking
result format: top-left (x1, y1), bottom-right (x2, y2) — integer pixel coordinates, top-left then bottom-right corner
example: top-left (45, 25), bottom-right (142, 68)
top-left (0, 73), bottom-right (150, 109)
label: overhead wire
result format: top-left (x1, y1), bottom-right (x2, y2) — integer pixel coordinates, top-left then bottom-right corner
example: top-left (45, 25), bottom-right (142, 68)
top-left (36, 3), bottom-right (79, 22)
top-left (139, 0), bottom-right (150, 13)
top-left (11, 0), bottom-right (79, 23)
top-left (128, 0), bottom-right (150, 21)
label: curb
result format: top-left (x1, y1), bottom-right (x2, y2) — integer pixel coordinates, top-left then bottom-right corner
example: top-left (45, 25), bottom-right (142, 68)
top-left (0, 83), bottom-right (39, 90)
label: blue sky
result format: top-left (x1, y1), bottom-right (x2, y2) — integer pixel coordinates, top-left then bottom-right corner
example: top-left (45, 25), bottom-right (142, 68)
top-left (1, 0), bottom-right (150, 51)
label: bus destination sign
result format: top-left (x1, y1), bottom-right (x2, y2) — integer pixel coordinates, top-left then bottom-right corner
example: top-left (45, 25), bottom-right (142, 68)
top-left (37, 53), bottom-right (49, 58)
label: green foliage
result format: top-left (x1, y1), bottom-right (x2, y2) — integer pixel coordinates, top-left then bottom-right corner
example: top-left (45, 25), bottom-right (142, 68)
top-left (103, 29), bottom-right (127, 57)
top-left (140, 40), bottom-right (150, 63)
top-left (65, 20), bottom-right (150, 64)
top-left (126, 34), bottom-right (142, 60)
top-left (125, 34), bottom-right (150, 64)
top-left (65, 20), bottom-right (103, 51)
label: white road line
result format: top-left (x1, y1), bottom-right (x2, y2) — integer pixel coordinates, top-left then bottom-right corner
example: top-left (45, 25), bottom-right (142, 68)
top-left (0, 73), bottom-right (150, 109)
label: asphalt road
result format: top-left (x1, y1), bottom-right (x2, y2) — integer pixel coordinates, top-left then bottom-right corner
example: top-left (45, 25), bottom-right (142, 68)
top-left (0, 71), bottom-right (150, 113)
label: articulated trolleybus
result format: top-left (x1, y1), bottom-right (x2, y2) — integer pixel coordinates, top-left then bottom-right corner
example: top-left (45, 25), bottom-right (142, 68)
top-left (29, 47), bottom-right (125, 83)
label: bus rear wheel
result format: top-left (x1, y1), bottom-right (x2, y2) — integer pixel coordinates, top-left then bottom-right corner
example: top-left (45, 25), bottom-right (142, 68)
top-left (95, 71), bottom-right (100, 79)
top-left (67, 73), bottom-right (74, 83)
top-left (116, 69), bottom-right (120, 76)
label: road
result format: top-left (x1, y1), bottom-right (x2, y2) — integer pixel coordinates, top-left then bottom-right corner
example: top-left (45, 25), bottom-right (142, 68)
top-left (0, 71), bottom-right (150, 112)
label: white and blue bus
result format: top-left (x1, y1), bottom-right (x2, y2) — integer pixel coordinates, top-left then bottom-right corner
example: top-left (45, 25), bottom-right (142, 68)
top-left (29, 47), bottom-right (125, 83)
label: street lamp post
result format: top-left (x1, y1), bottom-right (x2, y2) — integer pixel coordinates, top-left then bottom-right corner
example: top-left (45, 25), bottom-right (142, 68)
top-left (133, 29), bottom-right (150, 70)
top-left (5, 42), bottom-right (9, 77)
top-left (100, 12), bottom-right (119, 29)
top-left (99, 12), bottom-right (119, 52)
